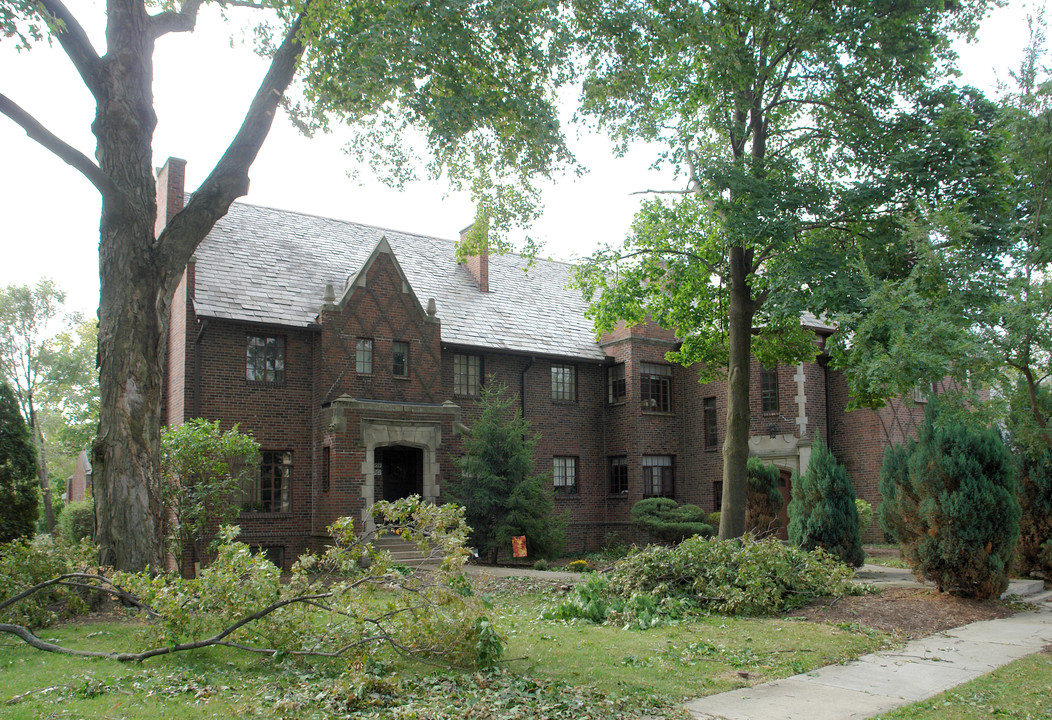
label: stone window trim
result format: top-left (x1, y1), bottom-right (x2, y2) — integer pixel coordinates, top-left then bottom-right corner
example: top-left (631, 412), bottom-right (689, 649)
top-left (554, 456), bottom-right (578, 494)
top-left (608, 455), bottom-right (628, 495)
top-left (607, 363), bottom-right (626, 404)
top-left (245, 333), bottom-right (285, 384)
top-left (356, 338), bottom-right (374, 375)
top-left (393, 340), bottom-right (410, 378)
top-left (640, 362), bottom-right (673, 413)
top-left (642, 454), bottom-right (674, 499)
top-left (551, 363), bottom-right (577, 403)
top-left (761, 364), bottom-right (779, 415)
top-left (704, 396), bottom-right (718, 450)
top-left (454, 353), bottom-right (482, 397)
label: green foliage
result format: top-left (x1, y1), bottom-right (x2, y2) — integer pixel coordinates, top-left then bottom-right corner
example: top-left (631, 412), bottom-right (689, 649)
top-left (447, 382), bottom-right (565, 562)
top-left (533, 559), bottom-right (549, 571)
top-left (552, 536), bottom-right (862, 623)
top-left (0, 381), bottom-right (37, 543)
top-left (788, 436), bottom-right (864, 567)
top-left (881, 402), bottom-right (1020, 598)
top-left (855, 499), bottom-right (874, 535)
top-left (1013, 449), bottom-right (1052, 577)
top-left (110, 497), bottom-right (499, 669)
top-left (160, 419), bottom-right (260, 567)
top-left (0, 534), bottom-right (96, 628)
top-left (707, 511), bottom-right (721, 529)
top-left (58, 499), bottom-right (94, 542)
top-left (745, 458), bottom-right (783, 538)
top-left (572, 0), bottom-right (989, 539)
top-left (630, 497), bottom-right (713, 544)
top-left (567, 559), bottom-right (590, 572)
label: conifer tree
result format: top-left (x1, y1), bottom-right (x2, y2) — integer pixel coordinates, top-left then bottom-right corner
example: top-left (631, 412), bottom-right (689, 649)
top-left (448, 383), bottom-right (565, 563)
top-left (0, 382), bottom-right (38, 544)
top-left (745, 457), bottom-right (783, 538)
top-left (882, 401), bottom-right (1019, 598)
top-left (788, 435), bottom-right (863, 567)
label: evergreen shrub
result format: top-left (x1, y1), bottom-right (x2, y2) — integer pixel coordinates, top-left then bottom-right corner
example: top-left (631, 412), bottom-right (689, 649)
top-left (59, 499), bottom-right (95, 542)
top-left (745, 457), bottom-right (783, 537)
top-left (880, 401), bottom-right (1020, 598)
top-left (630, 497), bottom-right (713, 543)
top-left (788, 435), bottom-right (864, 566)
top-left (0, 382), bottom-right (37, 544)
top-left (447, 383), bottom-right (565, 563)
top-left (1016, 450), bottom-right (1052, 576)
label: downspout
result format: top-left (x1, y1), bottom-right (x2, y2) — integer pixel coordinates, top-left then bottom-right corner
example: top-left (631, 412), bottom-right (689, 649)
top-left (521, 356), bottom-right (535, 419)
top-left (192, 318), bottom-right (208, 418)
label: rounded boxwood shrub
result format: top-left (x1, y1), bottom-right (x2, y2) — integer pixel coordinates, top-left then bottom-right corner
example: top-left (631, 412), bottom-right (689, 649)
top-left (631, 497), bottom-right (713, 544)
top-left (788, 435), bottom-right (864, 567)
top-left (59, 499), bottom-right (95, 542)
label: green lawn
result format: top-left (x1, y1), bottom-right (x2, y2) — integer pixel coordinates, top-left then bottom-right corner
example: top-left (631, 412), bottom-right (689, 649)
top-left (0, 583), bottom-right (898, 719)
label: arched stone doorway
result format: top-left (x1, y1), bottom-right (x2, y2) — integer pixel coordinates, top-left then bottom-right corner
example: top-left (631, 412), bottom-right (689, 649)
top-left (359, 419), bottom-right (442, 531)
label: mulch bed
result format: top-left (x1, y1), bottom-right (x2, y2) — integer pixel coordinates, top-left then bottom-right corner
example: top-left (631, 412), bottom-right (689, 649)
top-left (786, 587), bottom-right (1020, 638)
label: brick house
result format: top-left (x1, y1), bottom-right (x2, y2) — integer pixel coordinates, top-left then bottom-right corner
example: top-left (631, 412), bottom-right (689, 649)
top-left (160, 158), bottom-right (924, 566)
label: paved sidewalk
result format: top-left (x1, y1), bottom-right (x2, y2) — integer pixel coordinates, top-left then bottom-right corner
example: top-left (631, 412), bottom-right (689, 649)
top-left (685, 589), bottom-right (1052, 720)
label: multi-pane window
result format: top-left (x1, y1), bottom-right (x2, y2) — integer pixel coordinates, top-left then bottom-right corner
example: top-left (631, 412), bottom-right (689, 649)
top-left (393, 341), bottom-right (409, 377)
top-left (553, 456), bottom-right (578, 494)
top-left (454, 354), bottom-right (481, 396)
top-left (242, 450), bottom-right (292, 513)
top-left (609, 456), bottom-right (628, 494)
top-left (761, 365), bottom-right (779, 413)
top-left (246, 334), bottom-right (285, 383)
top-left (356, 338), bottom-right (373, 374)
top-left (640, 363), bottom-right (672, 412)
top-left (642, 455), bottom-right (674, 498)
top-left (607, 363), bottom-right (626, 403)
top-left (551, 363), bottom-right (576, 402)
top-left (704, 396), bottom-right (718, 448)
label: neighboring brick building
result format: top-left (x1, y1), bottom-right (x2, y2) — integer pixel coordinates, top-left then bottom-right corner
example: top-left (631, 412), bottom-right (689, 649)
top-left (160, 158), bottom-right (924, 565)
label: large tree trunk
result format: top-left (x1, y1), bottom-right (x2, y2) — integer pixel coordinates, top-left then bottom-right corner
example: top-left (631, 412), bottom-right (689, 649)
top-left (91, 0), bottom-right (167, 571)
top-left (719, 244), bottom-right (755, 539)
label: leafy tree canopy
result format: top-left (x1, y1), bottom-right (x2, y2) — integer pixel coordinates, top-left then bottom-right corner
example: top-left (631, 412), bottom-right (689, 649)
top-left (572, 0), bottom-right (995, 538)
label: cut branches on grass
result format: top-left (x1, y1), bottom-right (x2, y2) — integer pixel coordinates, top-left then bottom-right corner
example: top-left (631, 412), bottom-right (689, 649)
top-left (0, 497), bottom-right (502, 670)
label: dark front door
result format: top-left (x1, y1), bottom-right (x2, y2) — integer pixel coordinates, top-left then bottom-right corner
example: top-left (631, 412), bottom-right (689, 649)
top-left (376, 445), bottom-right (423, 502)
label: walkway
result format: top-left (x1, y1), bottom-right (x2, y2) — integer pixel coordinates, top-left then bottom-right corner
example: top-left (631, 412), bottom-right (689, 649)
top-left (685, 571), bottom-right (1052, 720)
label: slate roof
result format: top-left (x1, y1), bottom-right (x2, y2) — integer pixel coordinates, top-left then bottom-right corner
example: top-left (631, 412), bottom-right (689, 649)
top-left (192, 201), bottom-right (607, 362)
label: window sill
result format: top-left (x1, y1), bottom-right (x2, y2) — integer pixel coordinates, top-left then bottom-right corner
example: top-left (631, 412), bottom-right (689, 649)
top-left (239, 511), bottom-right (293, 519)
top-left (641, 410), bottom-right (675, 417)
top-left (607, 399), bottom-right (627, 407)
top-left (393, 375), bottom-right (410, 381)
top-left (246, 380), bottom-right (285, 388)
top-left (551, 399), bottom-right (578, 406)
top-left (606, 492), bottom-right (630, 499)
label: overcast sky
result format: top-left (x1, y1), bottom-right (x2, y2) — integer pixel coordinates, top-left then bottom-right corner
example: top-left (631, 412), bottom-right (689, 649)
top-left (0, 0), bottom-right (1043, 317)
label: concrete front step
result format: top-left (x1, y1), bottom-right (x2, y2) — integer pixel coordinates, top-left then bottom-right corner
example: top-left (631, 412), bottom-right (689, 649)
top-left (372, 535), bottom-right (441, 565)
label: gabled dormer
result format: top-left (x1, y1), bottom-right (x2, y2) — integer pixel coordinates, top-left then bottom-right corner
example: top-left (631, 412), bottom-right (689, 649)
top-left (316, 237), bottom-right (443, 405)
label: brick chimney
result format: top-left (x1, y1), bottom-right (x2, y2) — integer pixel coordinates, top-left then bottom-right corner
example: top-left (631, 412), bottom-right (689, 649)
top-left (155, 157), bottom-right (186, 237)
top-left (460, 223), bottom-right (489, 292)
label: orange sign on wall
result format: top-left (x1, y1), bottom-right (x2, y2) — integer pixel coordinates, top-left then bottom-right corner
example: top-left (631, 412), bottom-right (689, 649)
top-left (511, 535), bottom-right (527, 558)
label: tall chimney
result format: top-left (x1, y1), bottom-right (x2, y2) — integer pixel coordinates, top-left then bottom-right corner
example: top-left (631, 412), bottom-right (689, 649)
top-left (155, 157), bottom-right (186, 237)
top-left (460, 223), bottom-right (489, 293)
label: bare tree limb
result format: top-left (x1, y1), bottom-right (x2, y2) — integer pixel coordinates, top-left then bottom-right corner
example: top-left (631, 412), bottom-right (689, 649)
top-left (0, 573), bottom-right (153, 617)
top-left (37, 0), bottom-right (102, 97)
top-left (154, 8), bottom-right (309, 274)
top-left (150, 0), bottom-right (205, 39)
top-left (0, 93), bottom-right (116, 199)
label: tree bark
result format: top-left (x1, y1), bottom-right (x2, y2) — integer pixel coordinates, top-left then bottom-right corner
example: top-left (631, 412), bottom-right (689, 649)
top-left (719, 244), bottom-right (755, 539)
top-left (29, 405), bottom-right (56, 534)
